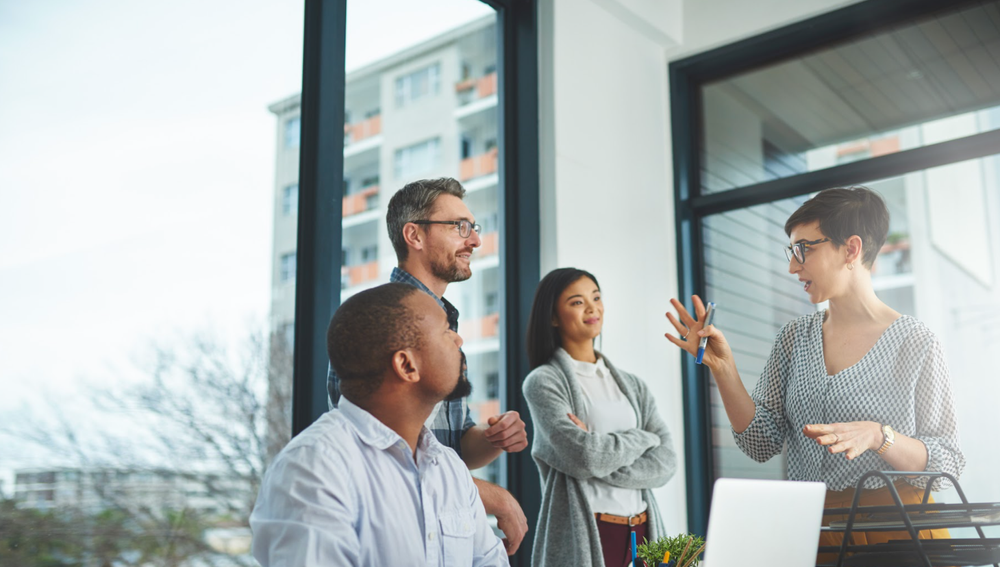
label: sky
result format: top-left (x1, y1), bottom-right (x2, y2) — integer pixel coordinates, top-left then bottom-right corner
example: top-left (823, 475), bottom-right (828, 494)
top-left (0, 0), bottom-right (493, 495)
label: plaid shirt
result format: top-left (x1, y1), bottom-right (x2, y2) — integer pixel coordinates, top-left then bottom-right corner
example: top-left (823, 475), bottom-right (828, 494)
top-left (327, 267), bottom-right (476, 456)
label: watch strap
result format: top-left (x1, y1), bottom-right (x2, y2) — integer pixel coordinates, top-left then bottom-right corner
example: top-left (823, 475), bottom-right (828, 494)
top-left (876, 424), bottom-right (895, 456)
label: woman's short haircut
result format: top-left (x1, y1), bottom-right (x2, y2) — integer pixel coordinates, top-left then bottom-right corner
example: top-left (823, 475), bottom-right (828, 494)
top-left (784, 186), bottom-right (890, 269)
top-left (327, 283), bottom-right (423, 402)
top-left (526, 268), bottom-right (600, 370)
top-left (386, 178), bottom-right (466, 262)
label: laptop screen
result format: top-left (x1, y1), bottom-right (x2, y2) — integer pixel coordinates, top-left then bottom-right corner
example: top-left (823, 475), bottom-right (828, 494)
top-left (702, 478), bottom-right (827, 567)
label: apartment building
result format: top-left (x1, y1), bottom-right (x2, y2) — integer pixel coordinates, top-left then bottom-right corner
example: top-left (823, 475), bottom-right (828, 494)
top-left (14, 467), bottom-right (247, 516)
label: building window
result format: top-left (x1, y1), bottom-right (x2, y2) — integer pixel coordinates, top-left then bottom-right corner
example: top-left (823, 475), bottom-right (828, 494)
top-left (360, 245), bottom-right (377, 263)
top-left (395, 63), bottom-right (440, 107)
top-left (461, 135), bottom-right (472, 159)
top-left (282, 184), bottom-right (298, 216)
top-left (394, 138), bottom-right (440, 179)
top-left (284, 116), bottom-right (300, 148)
top-left (280, 322), bottom-right (294, 348)
top-left (280, 252), bottom-right (296, 283)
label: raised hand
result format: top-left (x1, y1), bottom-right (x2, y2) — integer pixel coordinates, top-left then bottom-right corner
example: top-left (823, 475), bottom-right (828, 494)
top-left (664, 295), bottom-right (734, 371)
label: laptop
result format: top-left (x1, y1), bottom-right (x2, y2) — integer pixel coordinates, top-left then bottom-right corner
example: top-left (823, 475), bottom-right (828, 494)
top-left (701, 478), bottom-right (827, 567)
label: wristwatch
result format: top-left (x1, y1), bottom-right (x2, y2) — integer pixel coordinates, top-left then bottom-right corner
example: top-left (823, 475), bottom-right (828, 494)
top-left (876, 424), bottom-right (895, 456)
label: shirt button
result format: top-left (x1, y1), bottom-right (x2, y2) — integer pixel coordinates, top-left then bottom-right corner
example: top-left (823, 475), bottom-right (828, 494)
top-left (428, 532), bottom-right (436, 541)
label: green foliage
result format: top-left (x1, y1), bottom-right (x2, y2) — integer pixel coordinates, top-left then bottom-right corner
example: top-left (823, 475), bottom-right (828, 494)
top-left (0, 499), bottom-right (82, 567)
top-left (0, 498), bottom-right (217, 567)
top-left (637, 532), bottom-right (706, 567)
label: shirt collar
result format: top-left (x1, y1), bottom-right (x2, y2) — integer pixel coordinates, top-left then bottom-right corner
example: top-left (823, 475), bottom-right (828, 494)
top-left (558, 347), bottom-right (609, 378)
top-left (338, 397), bottom-right (443, 457)
top-left (390, 267), bottom-right (460, 330)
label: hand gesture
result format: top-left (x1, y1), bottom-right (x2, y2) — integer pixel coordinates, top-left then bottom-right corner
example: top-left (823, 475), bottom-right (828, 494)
top-left (664, 295), bottom-right (734, 370)
top-left (803, 421), bottom-right (882, 460)
top-left (485, 411), bottom-right (528, 453)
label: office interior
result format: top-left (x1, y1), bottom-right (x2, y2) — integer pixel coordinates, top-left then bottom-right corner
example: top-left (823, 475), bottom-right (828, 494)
top-left (4, 0), bottom-right (1000, 564)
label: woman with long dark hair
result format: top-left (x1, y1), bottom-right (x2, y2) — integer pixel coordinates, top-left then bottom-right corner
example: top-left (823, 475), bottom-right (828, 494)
top-left (522, 268), bottom-right (677, 567)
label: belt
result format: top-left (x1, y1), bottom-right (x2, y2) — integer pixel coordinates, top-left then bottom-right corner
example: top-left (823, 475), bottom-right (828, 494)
top-left (595, 511), bottom-right (647, 526)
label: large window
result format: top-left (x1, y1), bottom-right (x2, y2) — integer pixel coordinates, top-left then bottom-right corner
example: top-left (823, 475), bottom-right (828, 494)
top-left (673, 0), bottom-right (1000, 534)
top-left (0, 1), bottom-right (303, 564)
top-left (288, 1), bottom-right (539, 563)
top-left (340, 1), bottom-right (505, 486)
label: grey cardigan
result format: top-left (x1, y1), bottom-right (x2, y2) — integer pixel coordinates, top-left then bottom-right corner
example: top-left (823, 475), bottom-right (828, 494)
top-left (522, 349), bottom-right (677, 567)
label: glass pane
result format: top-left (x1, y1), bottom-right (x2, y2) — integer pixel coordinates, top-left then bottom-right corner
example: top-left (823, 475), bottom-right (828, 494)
top-left (705, 153), bottom-right (1000, 535)
top-left (700, 1), bottom-right (1000, 194)
top-left (0, 2), bottom-right (303, 563)
top-left (325, 0), bottom-right (505, 481)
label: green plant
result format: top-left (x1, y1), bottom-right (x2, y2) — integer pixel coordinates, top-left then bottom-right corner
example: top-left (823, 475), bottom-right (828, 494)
top-left (637, 532), bottom-right (706, 567)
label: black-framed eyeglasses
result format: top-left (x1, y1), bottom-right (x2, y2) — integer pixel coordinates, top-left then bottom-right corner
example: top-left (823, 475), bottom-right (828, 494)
top-left (410, 219), bottom-right (482, 238)
top-left (784, 237), bottom-right (831, 264)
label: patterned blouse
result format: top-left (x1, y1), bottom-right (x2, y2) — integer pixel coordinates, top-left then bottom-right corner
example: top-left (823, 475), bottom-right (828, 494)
top-left (733, 311), bottom-right (965, 491)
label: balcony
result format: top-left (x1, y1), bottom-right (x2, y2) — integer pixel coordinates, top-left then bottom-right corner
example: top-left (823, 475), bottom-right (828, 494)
top-left (343, 186), bottom-right (379, 217)
top-left (461, 312), bottom-right (500, 342)
top-left (477, 231), bottom-right (498, 257)
top-left (344, 114), bottom-right (382, 145)
top-left (341, 260), bottom-right (379, 289)
top-left (469, 399), bottom-right (500, 423)
top-left (456, 72), bottom-right (497, 105)
top-left (459, 148), bottom-right (498, 182)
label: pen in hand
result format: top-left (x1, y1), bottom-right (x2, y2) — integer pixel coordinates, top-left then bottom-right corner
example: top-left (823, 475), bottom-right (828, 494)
top-left (695, 302), bottom-right (716, 365)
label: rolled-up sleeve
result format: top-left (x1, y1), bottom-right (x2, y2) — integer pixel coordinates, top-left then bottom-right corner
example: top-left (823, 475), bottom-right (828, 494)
top-left (733, 323), bottom-right (794, 463)
top-left (908, 332), bottom-right (964, 490)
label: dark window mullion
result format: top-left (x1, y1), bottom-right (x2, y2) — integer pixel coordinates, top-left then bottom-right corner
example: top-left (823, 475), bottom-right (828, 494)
top-left (292, 0), bottom-right (347, 435)
top-left (495, 1), bottom-right (540, 564)
top-left (690, 128), bottom-right (1000, 218)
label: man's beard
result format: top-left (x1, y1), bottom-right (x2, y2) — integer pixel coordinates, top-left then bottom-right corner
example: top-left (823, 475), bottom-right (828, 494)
top-left (444, 352), bottom-right (472, 401)
top-left (445, 374), bottom-right (472, 401)
top-left (430, 254), bottom-right (472, 283)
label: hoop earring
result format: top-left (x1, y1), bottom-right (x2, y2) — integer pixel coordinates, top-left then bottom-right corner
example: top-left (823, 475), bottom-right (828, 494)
top-left (847, 263), bottom-right (854, 271)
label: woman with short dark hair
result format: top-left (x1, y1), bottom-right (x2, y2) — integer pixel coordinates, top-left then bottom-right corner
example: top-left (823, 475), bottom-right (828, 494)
top-left (665, 186), bottom-right (964, 557)
top-left (523, 268), bottom-right (677, 567)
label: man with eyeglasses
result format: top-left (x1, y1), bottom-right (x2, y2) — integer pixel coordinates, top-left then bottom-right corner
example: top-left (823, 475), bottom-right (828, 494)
top-left (328, 177), bottom-right (530, 555)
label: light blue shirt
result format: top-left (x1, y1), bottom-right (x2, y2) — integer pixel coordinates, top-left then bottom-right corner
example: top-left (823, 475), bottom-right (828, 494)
top-left (250, 398), bottom-right (508, 566)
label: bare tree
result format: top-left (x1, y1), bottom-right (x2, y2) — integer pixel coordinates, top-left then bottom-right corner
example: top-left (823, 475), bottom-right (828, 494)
top-left (2, 326), bottom-right (294, 567)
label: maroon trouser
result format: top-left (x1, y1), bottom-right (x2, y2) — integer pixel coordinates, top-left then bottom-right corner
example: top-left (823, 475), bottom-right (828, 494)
top-left (596, 515), bottom-right (648, 567)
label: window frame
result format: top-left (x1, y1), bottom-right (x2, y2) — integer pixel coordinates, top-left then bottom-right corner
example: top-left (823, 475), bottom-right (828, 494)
top-left (292, 1), bottom-right (539, 563)
top-left (670, 0), bottom-right (994, 535)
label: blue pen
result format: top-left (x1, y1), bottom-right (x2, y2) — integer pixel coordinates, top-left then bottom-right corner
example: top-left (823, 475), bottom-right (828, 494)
top-left (631, 531), bottom-right (638, 567)
top-left (695, 302), bottom-right (716, 365)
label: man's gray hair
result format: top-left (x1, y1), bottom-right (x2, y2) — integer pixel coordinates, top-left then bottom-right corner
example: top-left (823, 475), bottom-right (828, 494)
top-left (386, 178), bottom-right (466, 262)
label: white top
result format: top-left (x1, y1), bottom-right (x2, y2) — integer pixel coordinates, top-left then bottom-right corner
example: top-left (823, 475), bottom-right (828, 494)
top-left (566, 349), bottom-right (647, 516)
top-left (250, 398), bottom-right (508, 567)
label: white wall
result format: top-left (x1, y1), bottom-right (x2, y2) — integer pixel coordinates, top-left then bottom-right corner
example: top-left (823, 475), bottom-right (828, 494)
top-left (537, 0), bottom-right (863, 534)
